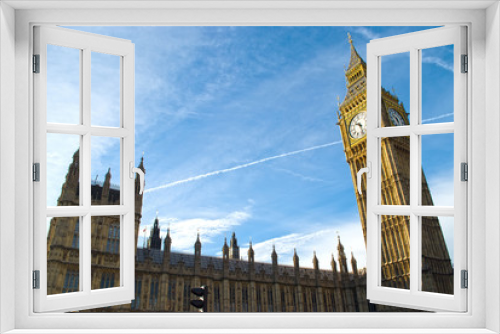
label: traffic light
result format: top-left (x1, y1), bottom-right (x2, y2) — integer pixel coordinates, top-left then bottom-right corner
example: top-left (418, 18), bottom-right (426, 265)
top-left (190, 285), bottom-right (208, 312)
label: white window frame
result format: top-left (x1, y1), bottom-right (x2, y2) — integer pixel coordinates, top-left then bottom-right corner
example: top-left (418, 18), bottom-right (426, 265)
top-left (365, 26), bottom-right (467, 312)
top-left (0, 2), bottom-right (498, 333)
top-left (33, 25), bottom-right (136, 312)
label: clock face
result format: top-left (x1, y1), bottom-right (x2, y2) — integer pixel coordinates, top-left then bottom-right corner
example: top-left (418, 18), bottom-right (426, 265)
top-left (388, 108), bottom-right (405, 126)
top-left (349, 112), bottom-right (367, 139)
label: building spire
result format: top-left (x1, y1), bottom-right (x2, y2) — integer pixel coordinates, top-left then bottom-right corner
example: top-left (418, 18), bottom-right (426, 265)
top-left (148, 214), bottom-right (161, 250)
top-left (271, 244), bottom-right (278, 266)
top-left (340, 33), bottom-right (367, 109)
top-left (247, 237), bottom-right (254, 263)
top-left (293, 248), bottom-right (299, 268)
top-left (195, 229), bottom-right (201, 257)
top-left (312, 250), bottom-right (319, 270)
top-left (229, 231), bottom-right (240, 259)
top-left (222, 237), bottom-right (229, 260)
top-left (337, 234), bottom-right (348, 273)
top-left (345, 32), bottom-right (366, 73)
top-left (351, 249), bottom-right (358, 275)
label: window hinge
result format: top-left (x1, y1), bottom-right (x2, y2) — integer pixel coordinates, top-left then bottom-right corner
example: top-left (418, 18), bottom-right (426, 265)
top-left (461, 162), bottom-right (468, 182)
top-left (461, 270), bottom-right (468, 289)
top-left (461, 54), bottom-right (468, 73)
top-left (33, 270), bottom-right (40, 289)
top-left (33, 54), bottom-right (40, 73)
top-left (33, 163), bottom-right (40, 182)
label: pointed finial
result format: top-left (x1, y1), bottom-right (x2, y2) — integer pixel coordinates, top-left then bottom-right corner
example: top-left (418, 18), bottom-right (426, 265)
top-left (249, 236), bottom-right (252, 246)
top-left (347, 32), bottom-right (353, 45)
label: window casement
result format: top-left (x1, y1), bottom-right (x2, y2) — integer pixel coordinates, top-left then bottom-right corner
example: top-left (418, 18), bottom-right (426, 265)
top-left (33, 25), bottom-right (142, 312)
top-left (363, 26), bottom-right (467, 312)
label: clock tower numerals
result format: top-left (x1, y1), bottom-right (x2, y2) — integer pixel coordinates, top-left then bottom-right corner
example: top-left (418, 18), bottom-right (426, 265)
top-left (349, 111), bottom-right (367, 139)
top-left (388, 108), bottom-right (405, 126)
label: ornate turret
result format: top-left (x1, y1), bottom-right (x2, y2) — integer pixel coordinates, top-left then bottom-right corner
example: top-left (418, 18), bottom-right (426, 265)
top-left (293, 248), bottom-right (300, 284)
top-left (162, 226), bottom-right (172, 268)
top-left (312, 251), bottom-right (319, 270)
top-left (271, 245), bottom-right (278, 281)
top-left (148, 214), bottom-right (161, 250)
top-left (247, 239), bottom-right (254, 263)
top-left (195, 232), bottom-right (201, 257)
top-left (351, 250), bottom-right (358, 276)
top-left (222, 237), bottom-right (229, 261)
top-left (341, 33), bottom-right (367, 106)
top-left (271, 245), bottom-right (278, 266)
top-left (229, 232), bottom-right (240, 259)
top-left (164, 227), bottom-right (171, 253)
top-left (331, 253), bottom-right (338, 273)
top-left (58, 149), bottom-right (80, 205)
top-left (337, 235), bottom-right (348, 273)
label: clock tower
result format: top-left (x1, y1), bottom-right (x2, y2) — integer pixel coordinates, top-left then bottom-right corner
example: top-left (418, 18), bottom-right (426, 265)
top-left (338, 34), bottom-right (453, 293)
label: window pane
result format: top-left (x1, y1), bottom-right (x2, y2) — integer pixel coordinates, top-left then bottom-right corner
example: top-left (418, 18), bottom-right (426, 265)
top-left (47, 44), bottom-right (81, 124)
top-left (47, 216), bottom-right (80, 295)
top-left (421, 133), bottom-right (454, 206)
top-left (381, 52), bottom-right (410, 127)
top-left (381, 136), bottom-right (410, 205)
top-left (381, 215), bottom-right (410, 290)
top-left (91, 215), bottom-right (120, 290)
top-left (421, 216), bottom-right (454, 294)
top-left (91, 136), bottom-right (121, 205)
top-left (47, 133), bottom-right (80, 207)
top-left (421, 45), bottom-right (454, 124)
top-left (91, 52), bottom-right (121, 127)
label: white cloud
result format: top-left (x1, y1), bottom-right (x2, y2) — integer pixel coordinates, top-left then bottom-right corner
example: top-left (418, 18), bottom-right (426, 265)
top-left (422, 56), bottom-right (453, 72)
top-left (240, 220), bottom-right (367, 270)
top-left (351, 27), bottom-right (380, 41)
top-left (139, 208), bottom-right (252, 253)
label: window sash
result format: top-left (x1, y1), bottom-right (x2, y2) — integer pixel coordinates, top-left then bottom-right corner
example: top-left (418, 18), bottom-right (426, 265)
top-left (33, 25), bottom-right (136, 313)
top-left (366, 26), bottom-right (467, 312)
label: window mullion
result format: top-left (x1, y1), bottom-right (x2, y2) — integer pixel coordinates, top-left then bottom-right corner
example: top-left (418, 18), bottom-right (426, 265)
top-left (81, 47), bottom-right (92, 294)
top-left (409, 47), bottom-right (420, 294)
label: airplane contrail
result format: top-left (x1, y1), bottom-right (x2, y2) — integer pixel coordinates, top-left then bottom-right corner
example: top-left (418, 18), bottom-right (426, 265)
top-left (422, 112), bottom-right (454, 123)
top-left (145, 140), bottom-right (342, 194)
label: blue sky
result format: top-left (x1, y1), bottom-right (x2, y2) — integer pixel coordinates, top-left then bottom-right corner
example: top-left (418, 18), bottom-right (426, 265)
top-left (46, 26), bottom-right (455, 270)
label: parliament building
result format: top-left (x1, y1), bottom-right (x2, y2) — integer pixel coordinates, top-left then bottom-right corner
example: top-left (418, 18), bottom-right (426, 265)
top-left (46, 36), bottom-right (453, 312)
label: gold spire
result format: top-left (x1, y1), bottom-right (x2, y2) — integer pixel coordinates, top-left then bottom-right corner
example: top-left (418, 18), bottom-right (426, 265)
top-left (345, 32), bottom-right (366, 73)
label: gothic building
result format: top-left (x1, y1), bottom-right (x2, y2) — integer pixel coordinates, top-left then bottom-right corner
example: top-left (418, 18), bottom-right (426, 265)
top-left (46, 35), bottom-right (452, 312)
